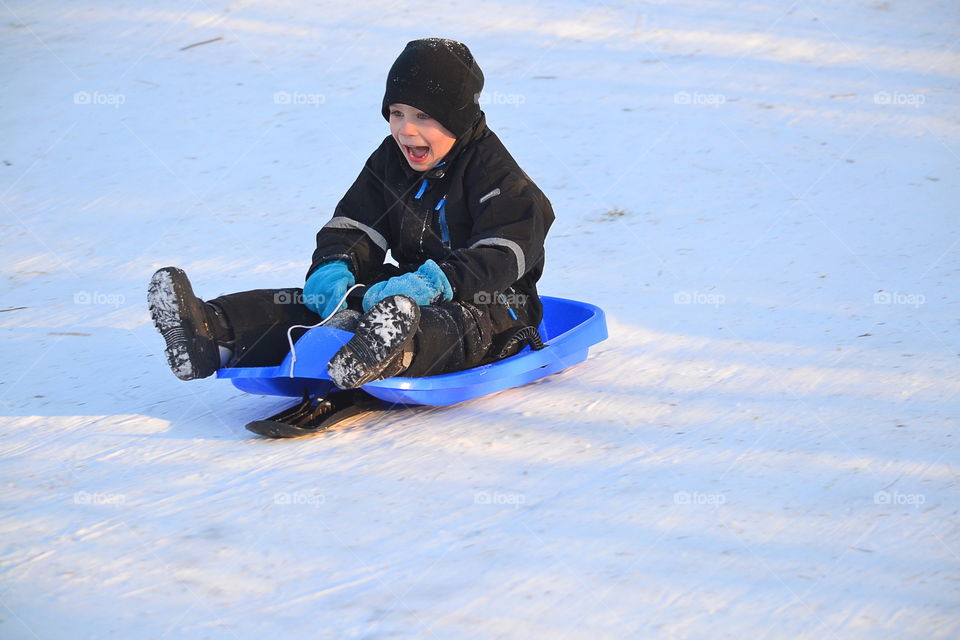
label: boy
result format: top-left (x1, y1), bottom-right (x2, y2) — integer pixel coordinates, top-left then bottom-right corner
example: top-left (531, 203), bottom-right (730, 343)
top-left (148, 38), bottom-right (554, 390)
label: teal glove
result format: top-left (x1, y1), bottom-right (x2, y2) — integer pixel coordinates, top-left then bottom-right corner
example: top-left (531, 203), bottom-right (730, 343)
top-left (304, 261), bottom-right (355, 317)
top-left (362, 259), bottom-right (453, 312)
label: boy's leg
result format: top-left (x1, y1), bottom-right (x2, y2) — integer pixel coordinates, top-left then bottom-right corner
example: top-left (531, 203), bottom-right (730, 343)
top-left (149, 267), bottom-right (364, 378)
top-left (210, 288), bottom-right (362, 368)
top-left (327, 296), bottom-right (508, 388)
top-left (403, 301), bottom-right (528, 377)
top-left (216, 291), bottom-right (536, 377)
top-left (402, 303), bottom-right (483, 377)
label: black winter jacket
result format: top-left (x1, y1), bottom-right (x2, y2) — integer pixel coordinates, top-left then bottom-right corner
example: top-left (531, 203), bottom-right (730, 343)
top-left (308, 112), bottom-right (554, 326)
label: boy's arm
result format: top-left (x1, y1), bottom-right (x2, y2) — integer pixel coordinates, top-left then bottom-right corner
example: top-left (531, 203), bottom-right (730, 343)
top-left (439, 170), bottom-right (553, 303)
top-left (307, 143), bottom-right (391, 282)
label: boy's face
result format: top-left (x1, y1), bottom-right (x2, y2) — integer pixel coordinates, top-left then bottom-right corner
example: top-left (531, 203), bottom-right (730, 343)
top-left (389, 103), bottom-right (457, 172)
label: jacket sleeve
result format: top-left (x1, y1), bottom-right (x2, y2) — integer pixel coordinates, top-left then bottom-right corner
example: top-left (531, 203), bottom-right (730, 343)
top-left (439, 167), bottom-right (553, 303)
top-left (306, 141), bottom-right (392, 283)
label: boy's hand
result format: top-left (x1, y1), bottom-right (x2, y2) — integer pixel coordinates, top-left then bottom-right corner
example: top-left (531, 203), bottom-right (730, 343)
top-left (304, 261), bottom-right (355, 317)
top-left (362, 259), bottom-right (453, 311)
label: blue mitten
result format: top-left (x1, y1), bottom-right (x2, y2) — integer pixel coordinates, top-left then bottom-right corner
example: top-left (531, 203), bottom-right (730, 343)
top-left (303, 261), bottom-right (355, 317)
top-left (362, 259), bottom-right (453, 312)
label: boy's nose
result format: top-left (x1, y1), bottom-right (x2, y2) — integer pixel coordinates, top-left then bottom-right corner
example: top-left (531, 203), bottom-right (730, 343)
top-left (399, 121), bottom-right (418, 136)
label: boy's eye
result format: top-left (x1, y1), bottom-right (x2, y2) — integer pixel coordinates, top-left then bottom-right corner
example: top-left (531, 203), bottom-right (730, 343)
top-left (390, 109), bottom-right (403, 117)
top-left (416, 113), bottom-right (431, 120)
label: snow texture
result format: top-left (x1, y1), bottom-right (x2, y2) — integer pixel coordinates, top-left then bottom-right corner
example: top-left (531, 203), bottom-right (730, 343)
top-left (2, 1), bottom-right (959, 638)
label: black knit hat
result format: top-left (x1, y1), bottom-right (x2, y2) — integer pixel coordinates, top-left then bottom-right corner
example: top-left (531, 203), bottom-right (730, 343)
top-left (381, 38), bottom-right (484, 138)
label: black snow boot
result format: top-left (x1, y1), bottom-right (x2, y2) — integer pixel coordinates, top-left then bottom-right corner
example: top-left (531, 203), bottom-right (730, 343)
top-left (147, 267), bottom-right (234, 380)
top-left (327, 295), bottom-right (420, 389)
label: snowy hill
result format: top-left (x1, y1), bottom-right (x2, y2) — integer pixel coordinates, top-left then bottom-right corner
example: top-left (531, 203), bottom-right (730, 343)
top-left (2, 1), bottom-right (958, 638)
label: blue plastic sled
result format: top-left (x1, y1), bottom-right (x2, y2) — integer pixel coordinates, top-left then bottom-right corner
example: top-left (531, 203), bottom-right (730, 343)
top-left (217, 296), bottom-right (607, 406)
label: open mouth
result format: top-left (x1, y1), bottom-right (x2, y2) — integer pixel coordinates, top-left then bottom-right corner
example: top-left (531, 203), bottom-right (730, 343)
top-left (403, 144), bottom-right (430, 163)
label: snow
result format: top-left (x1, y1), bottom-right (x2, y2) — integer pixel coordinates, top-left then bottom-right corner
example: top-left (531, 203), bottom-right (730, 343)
top-left (1, 0), bottom-right (958, 638)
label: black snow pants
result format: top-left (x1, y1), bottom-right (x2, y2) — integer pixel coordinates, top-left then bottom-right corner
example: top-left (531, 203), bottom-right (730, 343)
top-left (209, 286), bottom-right (536, 378)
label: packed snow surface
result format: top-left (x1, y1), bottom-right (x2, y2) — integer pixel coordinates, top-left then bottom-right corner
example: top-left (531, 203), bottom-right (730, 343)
top-left (1, 1), bottom-right (958, 638)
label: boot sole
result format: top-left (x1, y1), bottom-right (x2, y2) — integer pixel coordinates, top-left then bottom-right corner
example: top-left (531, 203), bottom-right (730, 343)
top-left (328, 295), bottom-right (420, 389)
top-left (147, 267), bottom-right (219, 380)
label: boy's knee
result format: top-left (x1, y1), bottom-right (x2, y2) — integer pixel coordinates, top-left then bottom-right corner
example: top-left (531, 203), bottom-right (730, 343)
top-left (405, 302), bottom-right (490, 376)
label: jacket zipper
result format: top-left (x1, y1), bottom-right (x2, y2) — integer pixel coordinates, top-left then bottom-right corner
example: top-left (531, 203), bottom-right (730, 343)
top-left (435, 195), bottom-right (450, 250)
top-left (411, 161), bottom-right (447, 256)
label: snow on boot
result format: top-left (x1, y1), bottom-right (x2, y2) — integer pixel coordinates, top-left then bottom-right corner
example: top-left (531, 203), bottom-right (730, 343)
top-left (324, 309), bottom-right (362, 332)
top-left (327, 295), bottom-right (419, 389)
top-left (147, 267), bottom-right (231, 380)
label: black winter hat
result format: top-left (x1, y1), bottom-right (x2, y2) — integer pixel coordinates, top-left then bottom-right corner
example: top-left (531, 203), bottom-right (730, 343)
top-left (381, 38), bottom-right (484, 138)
